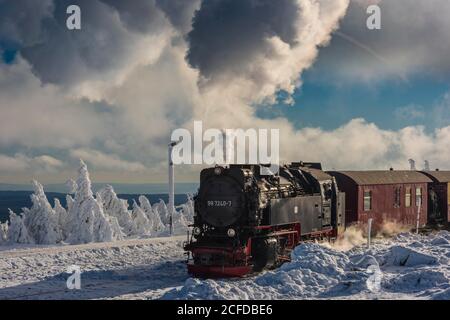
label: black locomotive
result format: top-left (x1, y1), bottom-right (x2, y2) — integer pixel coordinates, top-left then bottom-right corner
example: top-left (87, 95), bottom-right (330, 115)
top-left (184, 162), bottom-right (346, 277)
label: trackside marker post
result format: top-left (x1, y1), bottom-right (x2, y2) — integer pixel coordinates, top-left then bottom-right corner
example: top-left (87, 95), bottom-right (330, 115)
top-left (416, 197), bottom-right (421, 234)
top-left (168, 140), bottom-right (181, 236)
top-left (367, 218), bottom-right (373, 248)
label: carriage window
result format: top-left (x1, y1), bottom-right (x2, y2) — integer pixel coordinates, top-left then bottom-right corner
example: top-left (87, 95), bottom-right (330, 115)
top-left (416, 187), bottom-right (422, 207)
top-left (405, 187), bottom-right (411, 207)
top-left (394, 187), bottom-right (401, 208)
top-left (364, 191), bottom-right (372, 211)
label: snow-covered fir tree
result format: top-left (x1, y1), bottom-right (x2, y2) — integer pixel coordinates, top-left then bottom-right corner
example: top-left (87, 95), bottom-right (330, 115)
top-left (138, 195), bottom-right (165, 234)
top-left (54, 198), bottom-right (69, 240)
top-left (98, 185), bottom-right (136, 236)
top-left (171, 210), bottom-right (190, 236)
top-left (22, 180), bottom-right (62, 244)
top-left (0, 222), bottom-right (8, 244)
top-left (109, 216), bottom-right (124, 241)
top-left (8, 210), bottom-right (34, 244)
top-left (66, 160), bottom-right (113, 244)
top-left (179, 194), bottom-right (195, 222)
top-left (153, 199), bottom-right (170, 225)
top-left (95, 192), bottom-right (123, 240)
top-left (131, 200), bottom-right (152, 236)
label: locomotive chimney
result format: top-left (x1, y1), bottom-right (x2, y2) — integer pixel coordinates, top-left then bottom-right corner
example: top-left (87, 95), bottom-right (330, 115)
top-left (424, 160), bottom-right (430, 171)
top-left (408, 159), bottom-right (416, 170)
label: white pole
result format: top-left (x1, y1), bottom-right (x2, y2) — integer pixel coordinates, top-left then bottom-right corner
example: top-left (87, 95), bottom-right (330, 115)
top-left (168, 141), bottom-right (178, 236)
top-left (367, 218), bottom-right (373, 248)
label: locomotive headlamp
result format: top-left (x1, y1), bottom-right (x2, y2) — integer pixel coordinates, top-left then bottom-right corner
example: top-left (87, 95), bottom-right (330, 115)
top-left (227, 228), bottom-right (236, 237)
top-left (214, 167), bottom-right (222, 175)
top-left (193, 227), bottom-right (202, 236)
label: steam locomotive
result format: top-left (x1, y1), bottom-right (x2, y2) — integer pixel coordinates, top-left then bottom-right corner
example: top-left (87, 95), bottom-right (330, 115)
top-left (184, 162), bottom-right (346, 277)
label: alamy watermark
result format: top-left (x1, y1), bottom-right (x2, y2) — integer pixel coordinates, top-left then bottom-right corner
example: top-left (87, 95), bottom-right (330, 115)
top-left (366, 261), bottom-right (383, 293)
top-left (354, 255), bottom-right (383, 293)
top-left (171, 121), bottom-right (280, 174)
top-left (66, 265), bottom-right (81, 290)
top-left (66, 5), bottom-right (81, 30)
top-left (366, 4), bottom-right (381, 30)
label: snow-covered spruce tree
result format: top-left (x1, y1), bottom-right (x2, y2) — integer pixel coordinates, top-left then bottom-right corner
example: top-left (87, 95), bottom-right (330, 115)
top-left (0, 222), bottom-right (8, 244)
top-left (8, 210), bottom-right (34, 244)
top-left (95, 191), bottom-right (124, 240)
top-left (22, 180), bottom-right (62, 244)
top-left (54, 198), bottom-right (69, 240)
top-left (153, 199), bottom-right (170, 225)
top-left (131, 200), bottom-right (152, 236)
top-left (179, 194), bottom-right (195, 223)
top-left (109, 215), bottom-right (124, 241)
top-left (138, 195), bottom-right (165, 235)
top-left (66, 178), bottom-right (77, 194)
top-left (66, 194), bottom-right (74, 212)
top-left (66, 160), bottom-right (113, 244)
top-left (98, 185), bottom-right (136, 236)
top-left (171, 209), bottom-right (190, 236)
top-left (169, 194), bottom-right (194, 236)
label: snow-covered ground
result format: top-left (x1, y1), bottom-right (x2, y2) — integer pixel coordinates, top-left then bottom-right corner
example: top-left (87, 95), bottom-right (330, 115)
top-left (0, 236), bottom-right (188, 300)
top-left (0, 231), bottom-right (449, 300)
top-left (165, 231), bottom-right (450, 300)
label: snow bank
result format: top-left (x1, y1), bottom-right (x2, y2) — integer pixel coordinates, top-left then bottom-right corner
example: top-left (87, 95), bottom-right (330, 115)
top-left (385, 270), bottom-right (449, 293)
top-left (164, 243), bottom-right (354, 300)
top-left (1, 160), bottom-right (194, 246)
top-left (164, 232), bottom-right (450, 300)
top-left (384, 246), bottom-right (438, 267)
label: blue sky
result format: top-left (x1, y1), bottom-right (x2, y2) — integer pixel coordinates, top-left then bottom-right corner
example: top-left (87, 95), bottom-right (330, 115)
top-left (259, 66), bottom-right (450, 132)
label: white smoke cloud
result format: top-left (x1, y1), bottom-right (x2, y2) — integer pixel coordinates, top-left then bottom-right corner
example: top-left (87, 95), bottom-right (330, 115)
top-left (187, 0), bottom-right (350, 105)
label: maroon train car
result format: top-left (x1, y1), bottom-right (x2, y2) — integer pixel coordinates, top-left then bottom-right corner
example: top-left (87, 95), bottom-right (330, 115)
top-left (420, 170), bottom-right (450, 225)
top-left (328, 170), bottom-right (432, 231)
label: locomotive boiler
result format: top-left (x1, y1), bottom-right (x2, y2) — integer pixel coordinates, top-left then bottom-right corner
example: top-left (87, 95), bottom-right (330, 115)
top-left (184, 162), bottom-right (346, 277)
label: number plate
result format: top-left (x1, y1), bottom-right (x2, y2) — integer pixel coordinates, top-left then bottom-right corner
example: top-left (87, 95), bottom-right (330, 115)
top-left (207, 200), bottom-right (232, 207)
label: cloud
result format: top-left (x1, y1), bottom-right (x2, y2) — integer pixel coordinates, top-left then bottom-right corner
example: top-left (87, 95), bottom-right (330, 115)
top-left (394, 105), bottom-right (425, 121)
top-left (156, 0), bottom-right (201, 34)
top-left (0, 60), bottom-right (113, 149)
top-left (285, 118), bottom-right (450, 171)
top-left (0, 0), bottom-right (53, 48)
top-left (70, 149), bottom-right (146, 172)
top-left (13, 0), bottom-right (173, 98)
top-left (0, 154), bottom-right (63, 173)
top-left (393, 93), bottom-right (450, 127)
top-left (312, 0), bottom-right (450, 83)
